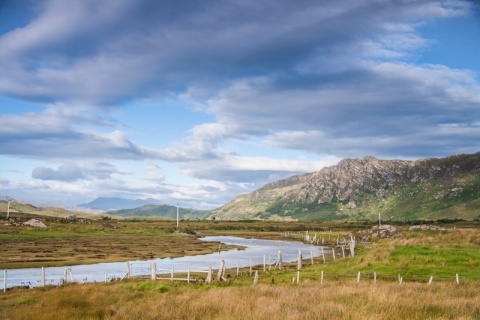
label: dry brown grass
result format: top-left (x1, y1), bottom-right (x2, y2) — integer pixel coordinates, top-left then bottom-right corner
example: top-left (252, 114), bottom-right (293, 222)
top-left (1, 280), bottom-right (479, 320)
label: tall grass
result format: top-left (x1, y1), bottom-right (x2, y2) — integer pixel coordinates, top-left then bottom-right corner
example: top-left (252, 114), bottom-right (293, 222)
top-left (1, 280), bottom-right (479, 320)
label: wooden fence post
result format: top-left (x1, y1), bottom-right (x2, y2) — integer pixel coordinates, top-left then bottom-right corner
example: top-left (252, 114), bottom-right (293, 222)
top-left (3, 270), bottom-right (6, 292)
top-left (263, 255), bottom-right (266, 272)
top-left (374, 272), bottom-right (377, 284)
top-left (250, 259), bottom-right (252, 276)
top-left (297, 249), bottom-right (302, 270)
top-left (428, 276), bottom-right (433, 286)
top-left (341, 246), bottom-right (345, 259)
top-left (171, 267), bottom-right (174, 282)
top-left (357, 271), bottom-right (361, 283)
top-left (320, 270), bottom-right (324, 284)
top-left (206, 267), bottom-right (212, 284)
top-left (253, 271), bottom-right (259, 285)
top-left (126, 262), bottom-right (130, 279)
top-left (237, 260), bottom-right (240, 277)
top-left (310, 250), bottom-right (314, 265)
top-left (332, 247), bottom-right (336, 261)
top-left (322, 247), bottom-right (326, 263)
top-left (296, 271), bottom-right (300, 284)
top-left (187, 268), bottom-right (191, 283)
top-left (41, 267), bottom-right (45, 287)
top-left (64, 269), bottom-right (67, 284)
top-left (105, 273), bottom-right (107, 284)
top-left (278, 251), bottom-right (283, 270)
top-left (68, 268), bottom-right (74, 283)
top-left (456, 273), bottom-right (460, 285)
top-left (217, 260), bottom-right (225, 281)
top-left (151, 263), bottom-right (156, 281)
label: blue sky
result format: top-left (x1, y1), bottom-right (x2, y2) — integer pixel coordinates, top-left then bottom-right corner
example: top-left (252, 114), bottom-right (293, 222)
top-left (0, 0), bottom-right (479, 209)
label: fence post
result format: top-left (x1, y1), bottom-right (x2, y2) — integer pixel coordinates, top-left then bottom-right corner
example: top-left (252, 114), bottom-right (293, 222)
top-left (237, 260), bottom-right (240, 277)
top-left (206, 267), bottom-right (212, 284)
top-left (456, 273), bottom-right (460, 285)
top-left (105, 273), bottom-right (107, 284)
top-left (374, 272), bottom-right (377, 284)
top-left (320, 270), bottom-right (324, 284)
top-left (253, 271), bottom-right (259, 285)
top-left (278, 251), bottom-right (283, 270)
top-left (126, 262), bottom-right (130, 279)
top-left (322, 247), bottom-right (326, 263)
top-left (310, 250), bottom-right (314, 265)
top-left (151, 263), bottom-right (156, 281)
top-left (250, 259), bottom-right (252, 276)
top-left (332, 247), bottom-right (336, 261)
top-left (171, 267), bottom-right (174, 282)
top-left (3, 270), bottom-right (6, 292)
top-left (297, 249), bottom-right (302, 270)
top-left (296, 271), bottom-right (300, 284)
top-left (428, 276), bottom-right (433, 286)
top-left (187, 268), bottom-right (191, 284)
top-left (64, 269), bottom-right (67, 284)
top-left (41, 267), bottom-right (45, 287)
top-left (341, 246), bottom-right (345, 259)
top-left (263, 255), bottom-right (266, 272)
top-left (69, 268), bottom-right (74, 283)
top-left (357, 271), bottom-right (361, 283)
top-left (217, 260), bottom-right (225, 281)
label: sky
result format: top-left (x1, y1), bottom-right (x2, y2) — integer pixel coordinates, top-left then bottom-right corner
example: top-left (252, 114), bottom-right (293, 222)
top-left (0, 0), bottom-right (479, 210)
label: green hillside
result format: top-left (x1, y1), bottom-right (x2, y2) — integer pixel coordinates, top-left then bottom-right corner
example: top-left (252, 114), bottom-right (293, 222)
top-left (108, 204), bottom-right (209, 220)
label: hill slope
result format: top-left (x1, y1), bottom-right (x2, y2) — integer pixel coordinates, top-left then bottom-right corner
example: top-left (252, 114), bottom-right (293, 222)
top-left (211, 152), bottom-right (480, 221)
top-left (108, 204), bottom-right (209, 220)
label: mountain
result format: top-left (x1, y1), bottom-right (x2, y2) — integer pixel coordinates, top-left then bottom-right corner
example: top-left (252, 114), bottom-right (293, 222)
top-left (0, 195), bottom-right (102, 214)
top-left (211, 152), bottom-right (480, 221)
top-left (78, 197), bottom-right (162, 210)
top-left (108, 204), bottom-right (209, 220)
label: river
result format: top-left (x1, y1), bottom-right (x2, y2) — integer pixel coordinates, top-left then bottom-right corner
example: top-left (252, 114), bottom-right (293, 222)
top-left (2, 236), bottom-right (329, 289)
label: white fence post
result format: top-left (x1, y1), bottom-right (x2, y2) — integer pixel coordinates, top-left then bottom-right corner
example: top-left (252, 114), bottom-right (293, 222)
top-left (456, 273), bottom-right (460, 285)
top-left (151, 263), bottom-right (156, 281)
top-left (3, 270), bottom-right (6, 292)
top-left (374, 272), bottom-right (377, 284)
top-left (171, 267), bottom-right (174, 282)
top-left (41, 267), bottom-right (45, 287)
top-left (278, 251), bottom-right (283, 270)
top-left (296, 271), bottom-right (300, 284)
top-left (320, 270), bottom-right (324, 284)
top-left (126, 263), bottom-right (130, 279)
top-left (357, 271), bottom-right (361, 283)
top-left (253, 271), bottom-right (259, 285)
top-left (263, 255), bottom-right (266, 272)
top-left (428, 276), bottom-right (433, 286)
top-left (297, 249), bottom-right (302, 270)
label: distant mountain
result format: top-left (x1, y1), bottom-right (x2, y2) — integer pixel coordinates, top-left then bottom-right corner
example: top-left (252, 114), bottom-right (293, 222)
top-left (78, 197), bottom-right (163, 210)
top-left (108, 204), bottom-right (210, 220)
top-left (210, 152), bottom-right (480, 221)
top-left (0, 195), bottom-right (102, 214)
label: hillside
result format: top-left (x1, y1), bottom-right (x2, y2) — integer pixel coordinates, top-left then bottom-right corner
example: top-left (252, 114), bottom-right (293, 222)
top-left (108, 204), bottom-right (209, 220)
top-left (78, 197), bottom-right (161, 210)
top-left (211, 152), bottom-right (480, 221)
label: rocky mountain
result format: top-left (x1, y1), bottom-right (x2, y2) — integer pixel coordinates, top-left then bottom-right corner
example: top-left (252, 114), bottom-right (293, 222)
top-left (211, 152), bottom-right (480, 221)
top-left (78, 197), bottom-right (162, 211)
top-left (108, 204), bottom-right (209, 220)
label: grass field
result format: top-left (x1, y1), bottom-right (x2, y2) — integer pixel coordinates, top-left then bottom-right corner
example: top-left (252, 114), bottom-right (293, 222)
top-left (1, 211), bottom-right (479, 319)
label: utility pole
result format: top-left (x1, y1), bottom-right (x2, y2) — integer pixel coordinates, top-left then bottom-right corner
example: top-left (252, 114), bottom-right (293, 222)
top-left (378, 211), bottom-right (381, 226)
top-left (176, 203), bottom-right (179, 229)
top-left (6, 201), bottom-right (10, 220)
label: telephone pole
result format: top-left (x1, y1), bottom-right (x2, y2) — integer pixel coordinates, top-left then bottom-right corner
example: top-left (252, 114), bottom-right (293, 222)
top-left (176, 203), bottom-right (179, 229)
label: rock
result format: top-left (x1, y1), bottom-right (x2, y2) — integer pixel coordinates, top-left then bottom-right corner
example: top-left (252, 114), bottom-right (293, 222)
top-left (358, 224), bottom-right (403, 242)
top-left (23, 218), bottom-right (47, 228)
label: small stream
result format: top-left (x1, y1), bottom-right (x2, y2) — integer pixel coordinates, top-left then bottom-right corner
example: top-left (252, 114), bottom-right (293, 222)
top-left (2, 236), bottom-right (329, 288)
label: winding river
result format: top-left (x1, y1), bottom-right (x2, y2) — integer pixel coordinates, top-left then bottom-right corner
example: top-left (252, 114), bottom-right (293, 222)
top-left (3, 236), bottom-right (329, 288)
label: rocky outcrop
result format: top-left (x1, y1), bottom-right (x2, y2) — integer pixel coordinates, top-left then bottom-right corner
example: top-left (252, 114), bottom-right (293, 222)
top-left (212, 152), bottom-right (480, 221)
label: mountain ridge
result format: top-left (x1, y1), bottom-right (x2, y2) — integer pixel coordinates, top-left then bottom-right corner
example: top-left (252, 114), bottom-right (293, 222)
top-left (211, 152), bottom-right (480, 221)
